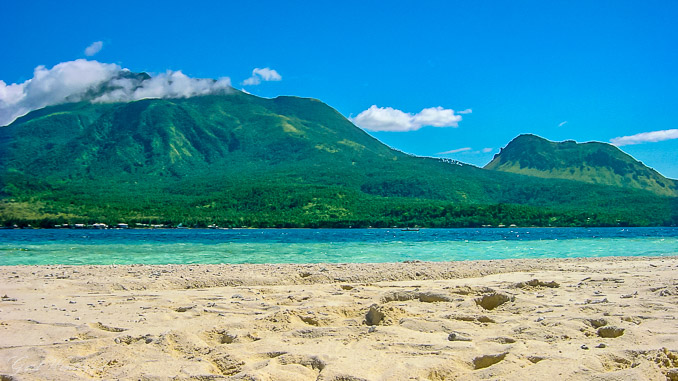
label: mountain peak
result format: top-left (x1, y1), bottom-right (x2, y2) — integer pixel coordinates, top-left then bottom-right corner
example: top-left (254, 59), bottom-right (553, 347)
top-left (485, 135), bottom-right (677, 196)
top-left (1, 98), bottom-right (676, 227)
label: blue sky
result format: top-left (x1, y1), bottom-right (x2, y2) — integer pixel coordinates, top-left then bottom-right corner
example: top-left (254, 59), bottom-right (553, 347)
top-left (2, 0), bottom-right (677, 178)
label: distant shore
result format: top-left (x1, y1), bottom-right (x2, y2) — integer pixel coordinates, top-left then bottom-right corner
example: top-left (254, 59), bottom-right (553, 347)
top-left (2, 256), bottom-right (678, 380)
top-left (6, 222), bottom-right (675, 229)
top-left (3, 223), bottom-right (676, 230)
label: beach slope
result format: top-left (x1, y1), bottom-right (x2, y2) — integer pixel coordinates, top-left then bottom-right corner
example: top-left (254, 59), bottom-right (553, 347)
top-left (1, 257), bottom-right (677, 380)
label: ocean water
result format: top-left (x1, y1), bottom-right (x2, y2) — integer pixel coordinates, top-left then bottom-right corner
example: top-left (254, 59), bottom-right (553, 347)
top-left (0, 227), bottom-right (676, 265)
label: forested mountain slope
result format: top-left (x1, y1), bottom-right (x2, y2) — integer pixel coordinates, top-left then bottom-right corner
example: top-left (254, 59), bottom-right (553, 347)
top-left (1, 90), bottom-right (676, 227)
top-left (485, 134), bottom-right (677, 197)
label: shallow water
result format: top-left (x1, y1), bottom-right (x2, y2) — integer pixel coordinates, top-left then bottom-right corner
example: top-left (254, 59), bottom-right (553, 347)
top-left (0, 227), bottom-right (676, 265)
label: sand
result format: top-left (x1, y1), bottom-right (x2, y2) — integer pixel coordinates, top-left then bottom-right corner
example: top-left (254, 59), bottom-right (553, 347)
top-left (1, 257), bottom-right (677, 380)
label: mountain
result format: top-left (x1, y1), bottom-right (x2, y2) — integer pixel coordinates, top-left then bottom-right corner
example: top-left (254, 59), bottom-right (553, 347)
top-left (0, 90), bottom-right (400, 179)
top-left (1, 90), bottom-right (676, 227)
top-left (484, 134), bottom-right (678, 197)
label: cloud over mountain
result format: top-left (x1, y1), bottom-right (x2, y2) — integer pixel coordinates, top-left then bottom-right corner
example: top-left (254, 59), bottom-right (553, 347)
top-left (351, 105), bottom-right (464, 132)
top-left (0, 59), bottom-right (231, 126)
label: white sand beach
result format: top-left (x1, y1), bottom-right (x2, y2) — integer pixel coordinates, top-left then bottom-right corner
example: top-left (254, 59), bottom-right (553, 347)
top-left (1, 257), bottom-right (678, 380)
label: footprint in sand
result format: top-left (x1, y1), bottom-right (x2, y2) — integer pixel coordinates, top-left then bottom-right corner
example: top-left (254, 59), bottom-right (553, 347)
top-left (448, 332), bottom-right (472, 342)
top-left (514, 279), bottom-right (560, 289)
top-left (277, 354), bottom-right (327, 372)
top-left (473, 352), bottom-right (508, 370)
top-left (365, 304), bottom-right (385, 326)
top-left (364, 303), bottom-right (411, 326)
top-left (597, 326), bottom-right (625, 338)
top-left (598, 353), bottom-right (633, 371)
top-left (527, 356), bottom-right (546, 364)
top-left (587, 318), bottom-right (608, 328)
top-left (202, 329), bottom-right (237, 344)
top-left (114, 334), bottom-right (154, 344)
top-left (381, 291), bottom-right (455, 303)
top-left (487, 337), bottom-right (516, 344)
top-left (475, 293), bottom-right (514, 311)
top-left (90, 322), bottom-right (126, 332)
top-left (209, 353), bottom-right (245, 376)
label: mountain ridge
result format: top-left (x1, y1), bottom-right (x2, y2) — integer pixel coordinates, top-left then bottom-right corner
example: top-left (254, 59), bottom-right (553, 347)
top-left (484, 134), bottom-right (678, 196)
top-left (1, 90), bottom-right (676, 227)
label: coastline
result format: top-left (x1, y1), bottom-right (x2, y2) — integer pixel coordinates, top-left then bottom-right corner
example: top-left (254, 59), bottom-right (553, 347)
top-left (1, 256), bottom-right (677, 380)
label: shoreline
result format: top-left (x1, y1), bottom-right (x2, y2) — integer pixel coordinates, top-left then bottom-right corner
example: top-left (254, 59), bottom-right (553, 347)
top-left (3, 225), bottom-right (677, 230)
top-left (2, 257), bottom-right (678, 379)
top-left (2, 255), bottom-right (677, 289)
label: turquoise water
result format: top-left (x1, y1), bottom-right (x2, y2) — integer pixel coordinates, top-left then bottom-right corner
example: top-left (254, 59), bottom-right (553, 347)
top-left (0, 228), bottom-right (676, 265)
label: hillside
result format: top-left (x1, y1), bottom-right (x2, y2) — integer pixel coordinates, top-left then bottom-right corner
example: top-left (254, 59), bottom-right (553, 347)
top-left (485, 134), bottom-right (678, 197)
top-left (1, 90), bottom-right (676, 227)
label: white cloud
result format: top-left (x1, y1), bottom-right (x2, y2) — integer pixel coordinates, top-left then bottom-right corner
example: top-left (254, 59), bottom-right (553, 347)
top-left (351, 105), bottom-right (464, 132)
top-left (437, 147), bottom-right (492, 155)
top-left (558, 121), bottom-right (567, 127)
top-left (351, 106), bottom-right (413, 131)
top-left (84, 41), bottom-right (103, 56)
top-left (253, 68), bottom-right (281, 81)
top-left (242, 67), bottom-right (282, 86)
top-left (412, 107), bottom-right (461, 127)
top-left (0, 59), bottom-right (232, 126)
top-left (93, 70), bottom-right (231, 103)
top-left (610, 129), bottom-right (678, 146)
top-left (457, 108), bottom-right (472, 114)
top-left (242, 77), bottom-right (260, 86)
top-left (438, 147), bottom-right (471, 154)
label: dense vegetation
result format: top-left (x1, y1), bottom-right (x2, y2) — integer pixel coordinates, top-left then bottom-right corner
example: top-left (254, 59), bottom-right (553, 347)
top-left (485, 134), bottom-right (678, 196)
top-left (1, 89), bottom-right (676, 228)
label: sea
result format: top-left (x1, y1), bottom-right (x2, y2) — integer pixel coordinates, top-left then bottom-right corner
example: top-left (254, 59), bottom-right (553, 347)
top-left (0, 227), bottom-right (677, 266)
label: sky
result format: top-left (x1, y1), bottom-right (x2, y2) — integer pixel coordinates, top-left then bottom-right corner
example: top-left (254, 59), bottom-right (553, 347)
top-left (2, 0), bottom-right (677, 178)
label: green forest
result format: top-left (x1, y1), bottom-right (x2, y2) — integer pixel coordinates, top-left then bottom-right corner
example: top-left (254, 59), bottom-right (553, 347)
top-left (1, 90), bottom-right (676, 228)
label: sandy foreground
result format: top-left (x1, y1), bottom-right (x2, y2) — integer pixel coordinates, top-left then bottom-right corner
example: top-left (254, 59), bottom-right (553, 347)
top-left (1, 257), bottom-right (678, 380)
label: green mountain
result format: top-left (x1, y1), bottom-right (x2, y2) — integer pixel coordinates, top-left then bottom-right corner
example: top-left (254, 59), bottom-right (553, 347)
top-left (1, 90), bottom-right (676, 227)
top-left (484, 134), bottom-right (678, 197)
